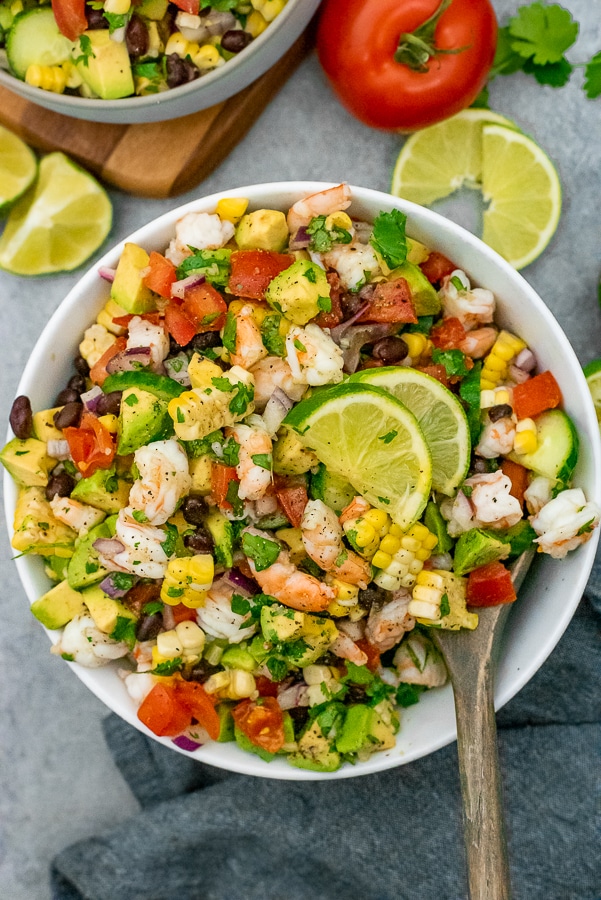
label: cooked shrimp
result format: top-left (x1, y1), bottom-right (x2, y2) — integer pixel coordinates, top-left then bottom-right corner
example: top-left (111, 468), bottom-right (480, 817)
top-left (339, 495), bottom-right (371, 525)
top-left (96, 507), bottom-right (170, 579)
top-left (301, 499), bottom-right (344, 570)
top-left (330, 548), bottom-right (372, 588)
top-left (459, 326), bottom-right (498, 358)
top-left (443, 471), bottom-right (522, 536)
top-left (285, 323), bottom-right (344, 386)
top-left (127, 316), bottom-right (170, 369)
top-left (476, 415), bottom-right (516, 458)
top-left (52, 614), bottom-right (130, 668)
top-left (226, 418), bottom-right (273, 502)
top-left (440, 270), bottom-right (495, 329)
top-left (250, 357), bottom-right (307, 410)
top-left (228, 304), bottom-right (268, 369)
top-left (330, 632), bottom-right (368, 667)
top-left (531, 488), bottom-right (600, 559)
top-left (321, 243), bottom-right (381, 291)
top-left (129, 438), bottom-right (191, 526)
top-left (365, 590), bottom-right (415, 652)
top-left (524, 475), bottom-right (553, 515)
top-left (196, 577), bottom-right (257, 643)
top-left (165, 212), bottom-right (235, 266)
top-left (287, 182), bottom-right (352, 233)
top-left (393, 633), bottom-right (448, 688)
top-left (124, 671), bottom-right (155, 704)
top-left (49, 496), bottom-right (105, 535)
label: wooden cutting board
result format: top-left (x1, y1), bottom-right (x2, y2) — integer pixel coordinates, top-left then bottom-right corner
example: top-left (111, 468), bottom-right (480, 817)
top-left (0, 30), bottom-right (312, 199)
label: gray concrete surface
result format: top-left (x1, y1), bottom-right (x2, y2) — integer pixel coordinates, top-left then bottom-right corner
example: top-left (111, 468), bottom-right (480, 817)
top-left (1, 2), bottom-right (600, 896)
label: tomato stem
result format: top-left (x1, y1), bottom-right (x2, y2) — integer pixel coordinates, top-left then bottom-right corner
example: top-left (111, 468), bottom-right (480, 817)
top-left (395, 0), bottom-right (458, 71)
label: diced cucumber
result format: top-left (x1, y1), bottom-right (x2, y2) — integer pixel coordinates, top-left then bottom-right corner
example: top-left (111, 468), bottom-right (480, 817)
top-left (310, 463), bottom-right (356, 515)
top-left (6, 7), bottom-right (75, 80)
top-left (508, 409), bottom-right (579, 483)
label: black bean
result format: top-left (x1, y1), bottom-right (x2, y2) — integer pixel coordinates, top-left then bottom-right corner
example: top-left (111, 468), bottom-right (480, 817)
top-left (358, 585), bottom-right (388, 609)
top-left (86, 6), bottom-right (107, 28)
top-left (9, 395), bottom-right (33, 439)
top-left (372, 336), bottom-right (409, 363)
top-left (96, 390), bottom-right (122, 416)
top-left (287, 706), bottom-right (310, 735)
top-left (74, 355), bottom-right (90, 376)
top-left (186, 660), bottom-right (220, 683)
top-left (189, 331), bottom-right (222, 352)
top-left (135, 612), bottom-right (164, 642)
top-left (339, 290), bottom-right (365, 319)
top-left (182, 495), bottom-right (209, 526)
top-left (346, 684), bottom-right (368, 704)
top-left (126, 15), bottom-right (149, 57)
top-left (68, 373), bottom-right (87, 394)
top-left (55, 387), bottom-right (80, 406)
top-left (45, 471), bottom-right (76, 501)
top-left (54, 401), bottom-right (83, 430)
top-left (166, 53), bottom-right (199, 89)
top-left (488, 403), bottom-right (513, 422)
top-left (221, 30), bottom-right (253, 53)
top-left (184, 528), bottom-right (214, 554)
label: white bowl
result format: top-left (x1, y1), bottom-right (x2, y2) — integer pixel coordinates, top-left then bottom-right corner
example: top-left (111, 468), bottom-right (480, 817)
top-left (0, 0), bottom-right (320, 124)
top-left (5, 182), bottom-right (600, 779)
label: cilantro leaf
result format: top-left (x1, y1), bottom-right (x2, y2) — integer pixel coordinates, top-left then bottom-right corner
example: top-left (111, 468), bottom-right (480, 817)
top-left (490, 26), bottom-right (527, 78)
top-left (370, 209), bottom-right (408, 269)
top-left (508, 3), bottom-right (578, 65)
top-left (177, 248), bottom-right (231, 287)
top-left (583, 50), bottom-right (601, 99)
top-left (221, 436), bottom-right (240, 467)
top-left (251, 453), bottom-right (272, 470)
top-left (523, 55), bottom-right (573, 87)
top-left (110, 616), bottom-right (137, 650)
top-left (222, 310), bottom-right (237, 353)
top-left (431, 348), bottom-right (470, 378)
top-left (242, 532), bottom-right (280, 571)
top-left (225, 480), bottom-right (244, 517)
top-left (152, 657), bottom-right (183, 676)
top-left (266, 656), bottom-right (288, 681)
top-left (260, 314), bottom-right (286, 357)
top-left (160, 522), bottom-right (179, 557)
top-left (459, 361), bottom-right (482, 445)
top-left (306, 215), bottom-right (352, 253)
top-left (73, 34), bottom-right (95, 67)
top-left (231, 593), bottom-right (251, 616)
top-left (342, 660), bottom-right (374, 685)
top-left (228, 382), bottom-right (254, 416)
top-left (396, 683), bottom-right (426, 708)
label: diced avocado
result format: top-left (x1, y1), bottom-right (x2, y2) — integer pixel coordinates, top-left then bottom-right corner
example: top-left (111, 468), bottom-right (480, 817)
top-left (67, 520), bottom-right (112, 590)
top-left (188, 454), bottom-right (212, 495)
top-left (220, 646), bottom-right (256, 671)
top-left (274, 527), bottom-right (305, 564)
top-left (265, 259), bottom-right (331, 325)
top-left (234, 725), bottom-right (276, 762)
top-left (335, 705), bottom-right (395, 756)
top-left (32, 407), bottom-right (64, 443)
top-left (30, 579), bottom-right (86, 630)
top-left (289, 615), bottom-right (338, 667)
top-left (273, 425), bottom-right (319, 476)
top-left (82, 584), bottom-right (136, 634)
top-left (117, 388), bottom-right (173, 455)
top-left (495, 520), bottom-right (538, 557)
top-left (70, 465), bottom-right (130, 513)
top-left (204, 508), bottom-right (233, 568)
top-left (310, 463), bottom-right (356, 515)
top-left (387, 261), bottom-right (441, 315)
top-left (261, 604), bottom-right (305, 642)
top-left (137, 0), bottom-right (168, 18)
top-left (103, 370), bottom-right (186, 402)
top-left (75, 30), bottom-right (134, 100)
top-left (12, 487), bottom-right (76, 557)
top-left (216, 703), bottom-right (235, 742)
top-left (453, 528), bottom-right (510, 576)
top-left (110, 242), bottom-right (157, 314)
top-left (235, 209), bottom-right (289, 252)
top-left (423, 500), bottom-right (453, 553)
top-left (44, 554), bottom-right (70, 583)
top-left (406, 237), bottom-right (430, 265)
top-left (287, 720), bottom-right (341, 771)
top-left (417, 569), bottom-right (478, 631)
top-left (0, 437), bottom-right (54, 487)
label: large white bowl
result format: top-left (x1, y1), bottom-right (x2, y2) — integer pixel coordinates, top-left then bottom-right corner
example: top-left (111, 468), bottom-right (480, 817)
top-left (5, 182), bottom-right (601, 779)
top-left (0, 0), bottom-right (320, 124)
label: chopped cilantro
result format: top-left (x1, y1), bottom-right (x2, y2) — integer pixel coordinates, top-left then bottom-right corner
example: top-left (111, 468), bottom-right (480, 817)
top-left (73, 34), bottom-right (95, 67)
top-left (342, 660), bottom-right (374, 685)
top-left (261, 314), bottom-right (286, 357)
top-left (251, 453), bottom-right (272, 470)
top-left (365, 677), bottom-right (395, 706)
top-left (221, 436), bottom-right (241, 467)
top-left (379, 430), bottom-right (397, 444)
top-left (228, 382), bottom-right (254, 416)
top-left (231, 593), bottom-right (251, 616)
top-left (176, 248), bottom-right (231, 287)
top-left (406, 315), bottom-right (434, 335)
top-left (85, 561), bottom-right (99, 574)
top-left (61, 653), bottom-right (75, 662)
top-left (211, 376), bottom-right (234, 393)
top-left (105, 474), bottom-right (119, 493)
top-left (160, 522), bottom-right (178, 557)
top-left (377, 496), bottom-right (390, 505)
top-left (166, 586), bottom-right (184, 598)
top-left (112, 573), bottom-right (135, 591)
top-left (242, 532), bottom-right (280, 571)
top-left (459, 361), bottom-right (482, 445)
top-left (306, 215), bottom-right (352, 253)
top-left (152, 657), bottom-right (183, 676)
top-left (304, 267), bottom-right (317, 283)
top-left (266, 656), bottom-right (289, 681)
top-left (132, 509), bottom-right (149, 524)
top-left (431, 348), bottom-right (470, 378)
top-left (396, 683), bottom-right (426, 708)
top-left (124, 394), bottom-right (139, 407)
top-left (222, 310), bottom-right (237, 353)
top-left (110, 616), bottom-right (137, 650)
top-left (143, 600), bottom-right (164, 615)
top-left (317, 295), bottom-right (332, 313)
top-left (370, 208), bottom-right (407, 269)
top-left (225, 480), bottom-right (244, 517)
top-left (440, 593), bottom-right (451, 618)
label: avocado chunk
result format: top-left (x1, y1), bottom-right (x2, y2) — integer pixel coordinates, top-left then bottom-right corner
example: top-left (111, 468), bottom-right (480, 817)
top-left (136, 0), bottom-right (168, 18)
top-left (103, 369), bottom-right (186, 402)
top-left (117, 387), bottom-right (173, 455)
top-left (235, 209), bottom-right (289, 252)
top-left (273, 425), bottom-right (318, 476)
top-left (0, 437), bottom-right (54, 487)
top-left (44, 554), bottom-right (70, 583)
top-left (67, 520), bottom-right (113, 590)
top-left (287, 720), bottom-right (341, 772)
top-left (423, 500), bottom-right (453, 554)
top-left (261, 604), bottom-right (306, 643)
top-left (204, 508), bottom-right (234, 568)
top-left (265, 259), bottom-right (331, 325)
top-left (216, 703), bottom-right (235, 742)
top-left (260, 606), bottom-right (338, 667)
top-left (75, 30), bottom-right (134, 100)
top-left (30, 579), bottom-right (86, 630)
top-left (188, 454), bottom-right (212, 495)
top-left (310, 463), bottom-right (356, 515)
top-left (32, 407), bottom-right (64, 443)
top-left (416, 569), bottom-right (478, 631)
top-left (453, 528), bottom-right (510, 576)
top-left (82, 584), bottom-right (136, 634)
top-left (110, 242), bottom-right (157, 314)
top-left (406, 237), bottom-right (430, 265)
top-left (387, 261), bottom-right (441, 315)
top-left (335, 705), bottom-right (396, 756)
top-left (70, 465), bottom-right (130, 513)
top-left (12, 487), bottom-right (76, 556)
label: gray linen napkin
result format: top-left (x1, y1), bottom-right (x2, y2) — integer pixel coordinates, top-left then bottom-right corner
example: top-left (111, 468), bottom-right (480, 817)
top-left (51, 550), bottom-right (601, 900)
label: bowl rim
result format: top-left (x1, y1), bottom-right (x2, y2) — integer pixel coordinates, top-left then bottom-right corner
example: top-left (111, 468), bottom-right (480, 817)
top-left (4, 180), bottom-right (601, 780)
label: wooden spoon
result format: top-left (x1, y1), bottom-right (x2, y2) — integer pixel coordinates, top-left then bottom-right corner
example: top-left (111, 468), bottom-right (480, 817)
top-left (431, 551), bottom-right (535, 900)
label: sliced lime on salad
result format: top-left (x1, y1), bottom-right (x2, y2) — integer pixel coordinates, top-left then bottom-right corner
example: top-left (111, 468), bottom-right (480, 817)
top-left (350, 366), bottom-right (470, 496)
top-left (0, 125), bottom-right (37, 217)
top-left (284, 383), bottom-right (432, 529)
top-left (583, 358), bottom-right (601, 424)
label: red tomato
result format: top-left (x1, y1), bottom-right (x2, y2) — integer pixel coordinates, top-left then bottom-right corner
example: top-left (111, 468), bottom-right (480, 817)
top-left (317, 0), bottom-right (497, 132)
top-left (183, 283), bottom-right (227, 332)
top-left (314, 270), bottom-right (344, 329)
top-left (231, 697), bottom-right (285, 753)
top-left (430, 316), bottom-right (466, 350)
top-left (500, 458), bottom-right (529, 507)
top-left (137, 684), bottom-right (192, 737)
top-left (255, 675), bottom-right (280, 698)
top-left (89, 336), bottom-right (127, 386)
top-left (51, 0), bottom-right (87, 40)
top-left (170, 0), bottom-right (199, 13)
top-left (164, 303), bottom-right (197, 346)
top-left (357, 278), bottom-right (417, 324)
top-left (172, 681), bottom-right (220, 740)
top-left (420, 251), bottom-right (457, 284)
top-left (415, 363), bottom-right (449, 387)
top-left (355, 638), bottom-right (381, 673)
top-left (143, 251), bottom-right (177, 299)
top-left (512, 371), bottom-right (562, 421)
top-left (228, 250), bottom-right (294, 300)
top-left (275, 482), bottom-right (309, 528)
top-left (467, 561), bottom-right (517, 607)
top-left (63, 412), bottom-right (115, 477)
top-left (211, 463), bottom-right (239, 510)
top-left (170, 603), bottom-right (200, 624)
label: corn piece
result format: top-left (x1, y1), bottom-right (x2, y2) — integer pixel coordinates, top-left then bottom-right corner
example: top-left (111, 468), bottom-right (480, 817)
top-left (227, 670), bottom-right (256, 700)
top-left (362, 508), bottom-right (390, 534)
top-left (408, 599), bottom-right (441, 620)
top-left (216, 197), bottom-right (249, 224)
top-left (246, 9), bottom-right (268, 36)
top-left (403, 333), bottom-right (427, 360)
top-left (97, 414), bottom-right (118, 434)
top-left (325, 211), bottom-right (353, 232)
top-left (251, 0), bottom-right (286, 22)
top-left (25, 64), bottom-right (67, 94)
top-left (104, 0), bottom-right (131, 13)
top-left (156, 629), bottom-right (183, 659)
top-left (175, 621), bottom-right (205, 653)
top-left (204, 671), bottom-right (231, 695)
top-left (192, 45), bottom-right (224, 71)
top-left (372, 550), bottom-right (392, 569)
top-left (379, 534), bottom-right (401, 556)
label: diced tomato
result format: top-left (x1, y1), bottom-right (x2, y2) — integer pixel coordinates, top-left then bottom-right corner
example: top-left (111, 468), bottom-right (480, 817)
top-left (357, 277), bottom-right (418, 324)
top-left (430, 316), bottom-right (466, 350)
top-left (314, 270), bottom-right (344, 329)
top-left (512, 370), bottom-right (562, 421)
top-left (137, 683), bottom-right (192, 737)
top-left (500, 458), bottom-right (529, 507)
top-left (63, 412), bottom-right (115, 477)
top-left (142, 251), bottom-right (177, 299)
top-left (111, 312), bottom-right (162, 328)
top-left (231, 696), bottom-right (285, 753)
top-left (122, 581), bottom-right (161, 616)
top-left (359, 359), bottom-right (385, 369)
top-left (170, 0), bottom-right (199, 12)
top-left (466, 561), bottom-right (517, 607)
top-left (419, 251), bottom-right (457, 284)
top-left (171, 603), bottom-right (200, 624)
top-left (415, 364), bottom-right (449, 388)
top-left (164, 303), bottom-right (197, 346)
top-left (228, 249), bottom-right (294, 300)
top-left (89, 336), bottom-right (127, 386)
top-left (255, 675), bottom-right (280, 698)
top-left (355, 638), bottom-right (381, 673)
top-left (183, 283), bottom-right (227, 332)
top-left (172, 680), bottom-right (220, 740)
top-left (211, 463), bottom-right (239, 510)
top-left (275, 482), bottom-right (309, 528)
top-left (51, 0), bottom-right (87, 40)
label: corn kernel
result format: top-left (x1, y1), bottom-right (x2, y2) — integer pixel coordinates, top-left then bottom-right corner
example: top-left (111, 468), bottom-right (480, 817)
top-left (403, 333), bottom-right (426, 360)
top-left (373, 572), bottom-right (401, 591)
top-left (372, 549), bottom-right (392, 569)
top-left (62, 61), bottom-right (83, 89)
top-left (204, 671), bottom-right (231, 695)
top-left (104, 0), bottom-right (130, 13)
top-left (146, 21), bottom-right (163, 56)
top-left (362, 508), bottom-right (390, 534)
top-left (97, 414), bottom-right (118, 434)
top-left (325, 211), bottom-right (353, 232)
top-left (216, 197), bottom-right (249, 224)
top-left (327, 600), bottom-right (350, 617)
top-left (96, 298), bottom-right (128, 336)
top-left (187, 355), bottom-right (224, 390)
top-left (379, 534), bottom-right (401, 556)
top-left (352, 520), bottom-right (376, 548)
top-left (409, 599), bottom-right (441, 620)
top-left (25, 64), bottom-right (67, 94)
top-left (388, 523), bottom-right (403, 537)
top-left (246, 9), bottom-right (268, 36)
top-left (192, 44), bottom-right (224, 71)
top-left (175, 621), bottom-right (205, 653)
top-left (328, 577), bottom-right (359, 602)
top-left (251, 0), bottom-right (286, 22)
top-left (156, 629), bottom-right (183, 659)
top-left (165, 33), bottom-right (198, 58)
top-left (480, 378), bottom-right (497, 392)
top-left (227, 669), bottom-right (256, 700)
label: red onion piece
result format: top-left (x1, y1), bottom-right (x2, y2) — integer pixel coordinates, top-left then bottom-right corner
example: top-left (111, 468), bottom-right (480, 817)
top-left (81, 385), bottom-right (104, 412)
top-left (106, 347), bottom-right (151, 374)
top-left (205, 9), bottom-right (236, 35)
top-left (339, 323), bottom-right (400, 373)
top-left (164, 353), bottom-right (191, 386)
top-left (329, 301), bottom-right (372, 344)
top-left (514, 348), bottom-right (536, 371)
top-left (98, 266), bottom-right (116, 283)
top-left (93, 537), bottom-right (126, 556)
top-left (171, 273), bottom-right (206, 299)
top-left (508, 364), bottom-right (530, 384)
top-left (223, 567), bottom-right (259, 597)
top-left (99, 573), bottom-right (138, 599)
top-left (262, 387), bottom-right (294, 436)
top-left (277, 682), bottom-right (309, 710)
top-left (172, 734), bottom-right (203, 752)
top-left (289, 226), bottom-right (311, 250)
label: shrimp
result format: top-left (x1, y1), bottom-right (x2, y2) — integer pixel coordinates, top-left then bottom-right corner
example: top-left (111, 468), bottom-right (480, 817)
top-left (365, 590), bottom-right (416, 653)
top-left (228, 304), bottom-right (268, 370)
top-left (96, 507), bottom-right (170, 579)
top-left (301, 499), bottom-right (344, 570)
top-left (52, 614), bottom-right (130, 668)
top-left (393, 633), bottom-right (448, 688)
top-left (459, 326), bottom-right (498, 359)
top-left (339, 495), bottom-right (371, 525)
top-left (126, 316), bottom-right (170, 369)
top-left (523, 475), bottom-right (553, 515)
top-left (129, 438), bottom-right (191, 526)
top-left (249, 357), bottom-right (307, 410)
top-left (49, 495), bottom-right (105, 535)
top-left (226, 418), bottom-right (273, 501)
top-left (530, 488), bottom-right (600, 559)
top-left (330, 632), bottom-right (368, 667)
top-left (443, 471), bottom-right (522, 536)
top-left (287, 182), bottom-right (352, 233)
top-left (124, 671), bottom-right (155, 704)
top-left (330, 549), bottom-right (372, 588)
top-left (285, 323), bottom-right (344, 386)
top-left (165, 212), bottom-right (235, 266)
top-left (476, 415), bottom-right (516, 458)
top-left (440, 269), bottom-right (495, 330)
top-left (196, 577), bottom-right (257, 643)
top-left (321, 243), bottom-right (381, 291)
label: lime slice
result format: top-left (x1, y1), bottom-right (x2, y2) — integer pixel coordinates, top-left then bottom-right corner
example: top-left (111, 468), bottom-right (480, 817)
top-left (481, 124), bottom-right (561, 270)
top-left (284, 383), bottom-right (432, 529)
top-left (391, 109), bottom-right (519, 207)
top-left (0, 125), bottom-right (37, 216)
top-left (350, 366), bottom-right (470, 496)
top-left (583, 358), bottom-right (601, 424)
top-left (0, 151), bottom-right (112, 275)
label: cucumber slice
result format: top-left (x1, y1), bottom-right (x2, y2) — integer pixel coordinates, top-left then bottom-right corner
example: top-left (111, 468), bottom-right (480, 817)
top-left (6, 7), bottom-right (74, 80)
top-left (508, 409), bottom-right (579, 483)
top-left (310, 463), bottom-right (357, 516)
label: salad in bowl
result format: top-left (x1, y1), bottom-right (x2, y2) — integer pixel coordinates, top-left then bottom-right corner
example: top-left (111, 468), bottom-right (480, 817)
top-left (3, 182), bottom-right (600, 778)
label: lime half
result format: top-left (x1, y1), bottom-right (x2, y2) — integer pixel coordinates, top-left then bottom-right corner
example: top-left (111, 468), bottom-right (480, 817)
top-left (584, 359), bottom-right (601, 424)
top-left (350, 367), bottom-right (470, 496)
top-left (0, 125), bottom-right (37, 217)
top-left (0, 151), bottom-right (112, 275)
top-left (284, 383), bottom-right (432, 529)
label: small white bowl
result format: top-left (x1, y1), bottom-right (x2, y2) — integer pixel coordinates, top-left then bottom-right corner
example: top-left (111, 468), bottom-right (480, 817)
top-left (0, 0), bottom-right (321, 124)
top-left (5, 182), bottom-right (600, 779)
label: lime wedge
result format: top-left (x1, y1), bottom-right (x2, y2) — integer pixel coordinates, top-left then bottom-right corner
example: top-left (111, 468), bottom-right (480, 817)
top-left (0, 151), bottom-right (112, 275)
top-left (391, 109), bottom-right (519, 207)
top-left (350, 366), bottom-right (470, 496)
top-left (481, 124), bottom-right (562, 270)
top-left (0, 125), bottom-right (37, 217)
top-left (583, 358), bottom-right (601, 424)
top-left (284, 383), bottom-right (432, 529)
